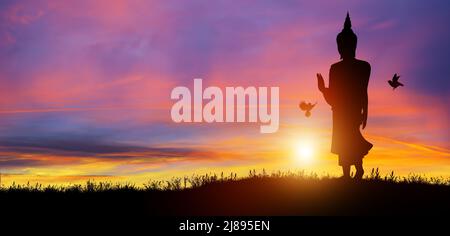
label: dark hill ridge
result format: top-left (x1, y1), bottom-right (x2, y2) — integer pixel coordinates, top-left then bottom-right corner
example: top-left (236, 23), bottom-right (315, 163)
top-left (1, 170), bottom-right (449, 216)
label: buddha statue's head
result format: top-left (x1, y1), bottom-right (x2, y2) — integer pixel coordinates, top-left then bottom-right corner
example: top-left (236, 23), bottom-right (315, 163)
top-left (336, 12), bottom-right (357, 59)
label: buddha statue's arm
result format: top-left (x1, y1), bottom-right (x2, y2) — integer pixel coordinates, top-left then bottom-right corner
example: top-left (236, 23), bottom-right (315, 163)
top-left (317, 71), bottom-right (333, 106)
top-left (361, 64), bottom-right (371, 129)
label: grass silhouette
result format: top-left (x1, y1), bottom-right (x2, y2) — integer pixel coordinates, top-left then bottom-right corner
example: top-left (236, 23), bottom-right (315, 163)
top-left (1, 168), bottom-right (449, 216)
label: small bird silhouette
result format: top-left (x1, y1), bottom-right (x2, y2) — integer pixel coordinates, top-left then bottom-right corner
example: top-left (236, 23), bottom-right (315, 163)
top-left (299, 101), bottom-right (317, 117)
top-left (388, 73), bottom-right (404, 90)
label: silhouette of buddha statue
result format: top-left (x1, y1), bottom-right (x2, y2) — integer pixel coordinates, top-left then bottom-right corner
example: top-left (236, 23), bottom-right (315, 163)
top-left (317, 12), bottom-right (373, 179)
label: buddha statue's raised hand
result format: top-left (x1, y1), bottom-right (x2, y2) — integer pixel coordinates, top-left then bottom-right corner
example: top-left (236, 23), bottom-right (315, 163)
top-left (317, 73), bottom-right (326, 92)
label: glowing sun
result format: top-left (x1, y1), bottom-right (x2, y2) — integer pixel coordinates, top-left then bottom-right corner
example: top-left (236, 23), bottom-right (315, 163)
top-left (294, 141), bottom-right (315, 163)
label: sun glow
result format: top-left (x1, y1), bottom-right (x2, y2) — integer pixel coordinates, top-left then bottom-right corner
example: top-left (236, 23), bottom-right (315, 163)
top-left (294, 140), bottom-right (316, 164)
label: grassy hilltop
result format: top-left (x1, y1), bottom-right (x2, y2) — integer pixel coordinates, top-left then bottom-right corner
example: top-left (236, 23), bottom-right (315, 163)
top-left (1, 168), bottom-right (449, 216)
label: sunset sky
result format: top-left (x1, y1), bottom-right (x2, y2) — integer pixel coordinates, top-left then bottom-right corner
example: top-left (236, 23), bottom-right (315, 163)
top-left (0, 0), bottom-right (449, 185)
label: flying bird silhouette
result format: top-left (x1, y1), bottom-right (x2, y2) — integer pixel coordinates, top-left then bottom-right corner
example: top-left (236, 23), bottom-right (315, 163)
top-left (299, 101), bottom-right (317, 117)
top-left (388, 73), bottom-right (404, 90)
